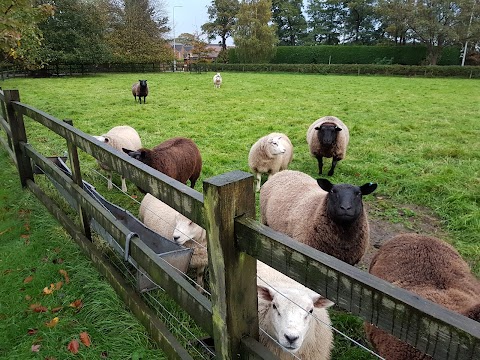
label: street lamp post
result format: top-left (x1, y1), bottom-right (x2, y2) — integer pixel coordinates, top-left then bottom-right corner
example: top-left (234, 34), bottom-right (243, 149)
top-left (172, 5), bottom-right (182, 72)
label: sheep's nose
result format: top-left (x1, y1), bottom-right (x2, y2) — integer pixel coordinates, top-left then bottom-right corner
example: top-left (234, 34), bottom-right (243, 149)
top-left (340, 205), bottom-right (352, 210)
top-left (284, 334), bottom-right (299, 345)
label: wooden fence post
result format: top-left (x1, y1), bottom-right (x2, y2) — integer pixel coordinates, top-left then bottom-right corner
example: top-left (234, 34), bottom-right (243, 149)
top-left (63, 119), bottom-right (92, 240)
top-left (203, 170), bottom-right (259, 359)
top-left (5, 89), bottom-right (33, 187)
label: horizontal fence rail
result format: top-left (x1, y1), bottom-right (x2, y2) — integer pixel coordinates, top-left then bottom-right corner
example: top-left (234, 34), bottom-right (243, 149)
top-left (1, 87), bottom-right (479, 359)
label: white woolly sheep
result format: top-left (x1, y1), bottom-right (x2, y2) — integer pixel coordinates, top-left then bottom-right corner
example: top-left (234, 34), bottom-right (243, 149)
top-left (260, 170), bottom-right (377, 265)
top-left (139, 193), bottom-right (208, 291)
top-left (132, 80), bottom-right (148, 103)
top-left (365, 233), bottom-right (480, 360)
top-left (257, 261), bottom-right (334, 360)
top-left (123, 137), bottom-right (202, 191)
top-left (93, 125), bottom-right (142, 192)
top-left (213, 73), bottom-right (222, 88)
top-left (306, 116), bottom-right (349, 176)
top-left (248, 133), bottom-right (293, 192)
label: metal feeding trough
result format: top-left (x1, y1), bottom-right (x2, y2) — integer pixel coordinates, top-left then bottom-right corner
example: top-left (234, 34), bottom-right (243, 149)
top-left (36, 157), bottom-right (193, 292)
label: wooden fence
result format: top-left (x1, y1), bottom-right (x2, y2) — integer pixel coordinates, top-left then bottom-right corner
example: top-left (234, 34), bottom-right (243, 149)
top-left (0, 87), bottom-right (479, 359)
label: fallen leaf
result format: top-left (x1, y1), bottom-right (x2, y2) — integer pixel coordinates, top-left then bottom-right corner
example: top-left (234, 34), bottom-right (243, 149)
top-left (55, 281), bottom-right (63, 290)
top-left (21, 234), bottom-right (30, 240)
top-left (24, 223), bottom-right (30, 231)
top-left (54, 247), bottom-right (61, 253)
top-left (30, 304), bottom-right (48, 313)
top-left (45, 317), bottom-right (59, 328)
top-left (52, 258), bottom-right (64, 264)
top-left (3, 269), bottom-right (12, 275)
top-left (42, 256), bottom-right (49, 262)
top-left (79, 332), bottom-right (91, 347)
top-left (67, 339), bottom-right (79, 354)
top-left (51, 306), bottom-right (62, 313)
top-left (43, 284), bottom-right (55, 295)
top-left (24, 275), bottom-right (34, 284)
top-left (69, 299), bottom-right (83, 309)
top-left (27, 328), bottom-right (38, 335)
top-left (31, 344), bottom-right (41, 352)
top-left (59, 269), bottom-right (70, 284)
top-left (25, 295), bottom-right (32, 301)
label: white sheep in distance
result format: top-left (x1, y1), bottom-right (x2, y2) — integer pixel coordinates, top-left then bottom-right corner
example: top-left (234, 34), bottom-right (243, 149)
top-left (248, 133), bottom-right (293, 192)
top-left (306, 116), bottom-right (349, 176)
top-left (365, 233), bottom-right (480, 360)
top-left (213, 72), bottom-right (222, 88)
top-left (260, 170), bottom-right (377, 265)
top-left (139, 193), bottom-right (208, 291)
top-left (93, 125), bottom-right (142, 192)
top-left (257, 261), bottom-right (334, 360)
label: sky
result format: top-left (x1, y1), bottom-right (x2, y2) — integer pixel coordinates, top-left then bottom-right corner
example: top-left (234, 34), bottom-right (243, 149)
top-left (166, 0), bottom-right (213, 42)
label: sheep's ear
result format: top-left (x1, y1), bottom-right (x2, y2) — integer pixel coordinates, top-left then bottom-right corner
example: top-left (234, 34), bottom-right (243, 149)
top-left (122, 148), bottom-right (133, 154)
top-left (313, 296), bottom-right (334, 309)
top-left (314, 126), bottom-right (321, 131)
top-left (335, 126), bottom-right (342, 132)
top-left (360, 182), bottom-right (377, 195)
top-left (317, 178), bottom-right (334, 192)
top-left (257, 285), bottom-right (274, 302)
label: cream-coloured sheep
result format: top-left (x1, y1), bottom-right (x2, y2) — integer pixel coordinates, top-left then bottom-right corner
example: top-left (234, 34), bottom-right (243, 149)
top-left (213, 72), bottom-right (222, 88)
top-left (257, 261), bottom-right (334, 360)
top-left (139, 193), bottom-right (208, 291)
top-left (365, 233), bottom-right (480, 360)
top-left (248, 133), bottom-right (293, 192)
top-left (260, 170), bottom-right (377, 265)
top-left (93, 125), bottom-right (142, 192)
top-left (306, 116), bottom-right (349, 176)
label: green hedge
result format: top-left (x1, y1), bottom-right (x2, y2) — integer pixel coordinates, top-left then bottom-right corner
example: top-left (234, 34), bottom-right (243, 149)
top-left (228, 45), bottom-right (461, 66)
top-left (205, 63), bottom-right (480, 78)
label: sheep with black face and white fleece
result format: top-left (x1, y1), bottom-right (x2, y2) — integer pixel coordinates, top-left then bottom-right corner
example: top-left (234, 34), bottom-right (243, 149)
top-left (260, 170), bottom-right (377, 265)
top-left (213, 73), bottom-right (222, 88)
top-left (139, 193), bottom-right (208, 290)
top-left (257, 261), bottom-right (334, 360)
top-left (123, 137), bottom-right (202, 190)
top-left (306, 116), bottom-right (349, 176)
top-left (365, 233), bottom-right (480, 360)
top-left (132, 80), bottom-right (149, 103)
top-left (248, 132), bottom-right (293, 192)
top-left (93, 125), bottom-right (142, 192)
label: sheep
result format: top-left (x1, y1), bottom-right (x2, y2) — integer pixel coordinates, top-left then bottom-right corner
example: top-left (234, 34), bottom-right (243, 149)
top-left (213, 72), bottom-right (222, 88)
top-left (257, 260), bottom-right (334, 360)
top-left (139, 193), bottom-right (208, 290)
top-left (306, 116), bottom-right (349, 176)
top-left (365, 233), bottom-right (480, 360)
top-left (123, 137), bottom-right (202, 190)
top-left (132, 80), bottom-right (148, 103)
top-left (260, 170), bottom-right (377, 265)
top-left (93, 125), bottom-right (142, 192)
top-left (248, 133), bottom-right (293, 192)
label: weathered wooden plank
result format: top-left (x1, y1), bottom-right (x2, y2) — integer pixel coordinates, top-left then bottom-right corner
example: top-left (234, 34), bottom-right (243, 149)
top-left (203, 171), bottom-right (259, 359)
top-left (240, 337), bottom-right (279, 360)
top-left (26, 179), bottom-right (194, 360)
top-left (5, 90), bottom-right (33, 187)
top-left (13, 101), bottom-right (205, 227)
top-left (24, 144), bottom-right (214, 336)
top-left (235, 217), bottom-right (480, 359)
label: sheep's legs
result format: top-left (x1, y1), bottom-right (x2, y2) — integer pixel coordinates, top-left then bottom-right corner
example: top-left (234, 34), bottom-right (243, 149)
top-left (328, 156), bottom-right (340, 176)
top-left (316, 156), bottom-right (324, 175)
top-left (195, 266), bottom-right (206, 293)
top-left (121, 177), bottom-right (127, 192)
top-left (107, 172), bottom-right (113, 190)
top-left (255, 173), bottom-right (262, 192)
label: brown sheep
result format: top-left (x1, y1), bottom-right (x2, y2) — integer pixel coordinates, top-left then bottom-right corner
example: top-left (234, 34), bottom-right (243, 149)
top-left (365, 233), bottom-right (480, 360)
top-left (132, 80), bottom-right (148, 103)
top-left (123, 137), bottom-right (202, 190)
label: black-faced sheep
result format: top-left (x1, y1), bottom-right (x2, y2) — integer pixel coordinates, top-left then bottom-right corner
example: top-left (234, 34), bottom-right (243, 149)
top-left (132, 80), bottom-right (148, 103)
top-left (260, 170), bottom-right (377, 265)
top-left (306, 116), bottom-right (349, 176)
top-left (365, 233), bottom-right (480, 360)
top-left (123, 137), bottom-right (202, 189)
top-left (93, 125), bottom-right (142, 192)
top-left (139, 193), bottom-right (208, 290)
top-left (248, 132), bottom-right (293, 192)
top-left (257, 261), bottom-right (334, 360)
top-left (213, 73), bottom-right (222, 88)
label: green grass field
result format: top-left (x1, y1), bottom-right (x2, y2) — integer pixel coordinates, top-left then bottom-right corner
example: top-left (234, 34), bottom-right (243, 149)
top-left (1, 71), bottom-right (479, 359)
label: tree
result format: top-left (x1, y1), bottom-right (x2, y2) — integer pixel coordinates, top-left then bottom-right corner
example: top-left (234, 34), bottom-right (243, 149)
top-left (1, 0), bottom-right (54, 69)
top-left (306, 0), bottom-right (345, 45)
top-left (176, 32), bottom-right (210, 61)
top-left (201, 0), bottom-right (239, 51)
top-left (233, 0), bottom-right (277, 63)
top-left (106, 0), bottom-right (171, 62)
top-left (271, 0), bottom-right (308, 45)
top-left (38, 0), bottom-right (111, 64)
top-left (342, 0), bottom-right (378, 44)
top-left (376, 0), bottom-right (412, 44)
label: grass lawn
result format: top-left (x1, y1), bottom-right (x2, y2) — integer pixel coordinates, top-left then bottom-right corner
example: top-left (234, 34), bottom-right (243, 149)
top-left (1, 71), bottom-right (479, 359)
